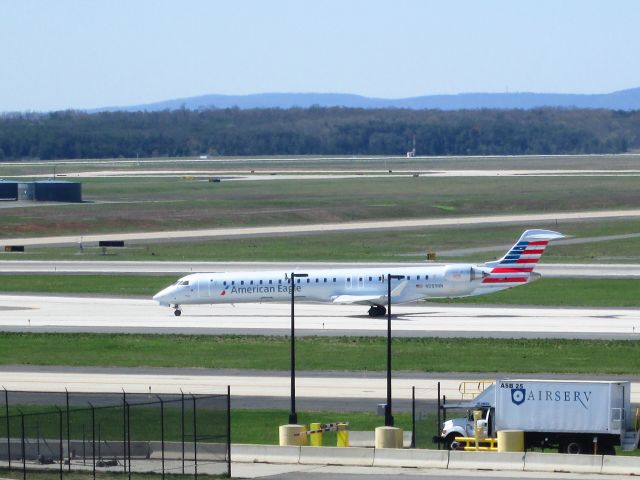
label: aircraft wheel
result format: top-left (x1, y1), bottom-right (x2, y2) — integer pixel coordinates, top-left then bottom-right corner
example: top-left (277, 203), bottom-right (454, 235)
top-left (174, 309), bottom-right (182, 317)
top-left (368, 305), bottom-right (387, 317)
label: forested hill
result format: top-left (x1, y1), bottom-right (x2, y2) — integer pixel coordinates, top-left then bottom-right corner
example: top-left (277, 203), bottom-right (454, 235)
top-left (1, 107), bottom-right (639, 160)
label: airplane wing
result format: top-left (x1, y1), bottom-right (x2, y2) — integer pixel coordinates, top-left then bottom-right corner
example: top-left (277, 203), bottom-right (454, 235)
top-left (331, 280), bottom-right (409, 306)
top-left (331, 294), bottom-right (386, 305)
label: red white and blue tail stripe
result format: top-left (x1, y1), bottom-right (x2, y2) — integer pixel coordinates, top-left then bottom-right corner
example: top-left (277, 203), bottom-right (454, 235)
top-left (483, 229), bottom-right (564, 286)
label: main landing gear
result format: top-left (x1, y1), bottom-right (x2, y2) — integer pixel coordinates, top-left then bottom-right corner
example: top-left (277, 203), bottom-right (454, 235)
top-left (173, 305), bottom-right (182, 317)
top-left (368, 305), bottom-right (387, 317)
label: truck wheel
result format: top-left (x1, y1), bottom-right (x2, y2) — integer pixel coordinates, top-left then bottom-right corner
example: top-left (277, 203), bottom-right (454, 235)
top-left (445, 433), bottom-right (462, 450)
top-left (564, 441), bottom-right (584, 455)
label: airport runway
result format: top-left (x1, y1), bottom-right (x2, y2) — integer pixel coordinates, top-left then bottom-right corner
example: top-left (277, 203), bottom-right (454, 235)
top-left (13, 168), bottom-right (640, 179)
top-left (3, 208), bottom-right (640, 246)
top-left (1, 260), bottom-right (639, 278)
top-left (1, 294), bottom-right (640, 340)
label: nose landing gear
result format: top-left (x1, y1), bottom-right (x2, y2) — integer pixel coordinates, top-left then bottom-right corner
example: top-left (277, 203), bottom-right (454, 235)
top-left (173, 305), bottom-right (182, 317)
top-left (368, 305), bottom-right (387, 317)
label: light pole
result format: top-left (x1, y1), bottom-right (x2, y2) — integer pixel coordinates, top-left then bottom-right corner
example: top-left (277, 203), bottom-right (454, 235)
top-left (386, 274), bottom-right (405, 427)
top-left (289, 271), bottom-right (308, 424)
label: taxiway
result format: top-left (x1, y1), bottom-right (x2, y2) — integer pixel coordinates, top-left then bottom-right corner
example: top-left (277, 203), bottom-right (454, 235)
top-left (1, 294), bottom-right (639, 340)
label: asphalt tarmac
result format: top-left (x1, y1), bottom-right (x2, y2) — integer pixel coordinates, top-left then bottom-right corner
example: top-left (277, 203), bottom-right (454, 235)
top-left (1, 294), bottom-right (639, 340)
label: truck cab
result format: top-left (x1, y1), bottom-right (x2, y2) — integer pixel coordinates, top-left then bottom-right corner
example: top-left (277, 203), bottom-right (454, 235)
top-left (441, 407), bottom-right (494, 449)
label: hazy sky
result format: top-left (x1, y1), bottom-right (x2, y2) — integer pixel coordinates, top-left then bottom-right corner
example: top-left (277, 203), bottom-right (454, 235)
top-left (1, 0), bottom-right (638, 111)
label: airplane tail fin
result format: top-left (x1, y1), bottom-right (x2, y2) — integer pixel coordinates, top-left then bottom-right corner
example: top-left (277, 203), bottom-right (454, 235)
top-left (483, 229), bottom-right (564, 285)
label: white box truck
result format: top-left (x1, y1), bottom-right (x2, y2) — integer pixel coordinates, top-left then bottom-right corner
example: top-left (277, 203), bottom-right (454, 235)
top-left (437, 379), bottom-right (639, 455)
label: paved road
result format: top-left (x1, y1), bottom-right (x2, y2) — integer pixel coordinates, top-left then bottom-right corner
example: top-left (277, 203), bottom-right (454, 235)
top-left (1, 294), bottom-right (640, 340)
top-left (230, 465), bottom-right (631, 480)
top-left (2, 366), bottom-right (639, 408)
top-left (3, 209), bottom-right (640, 246)
top-left (10, 168), bottom-right (640, 179)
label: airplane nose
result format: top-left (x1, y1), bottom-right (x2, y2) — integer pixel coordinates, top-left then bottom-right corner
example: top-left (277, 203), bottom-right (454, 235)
top-left (153, 287), bottom-right (172, 305)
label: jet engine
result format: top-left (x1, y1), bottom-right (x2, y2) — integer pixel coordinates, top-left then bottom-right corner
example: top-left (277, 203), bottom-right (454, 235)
top-left (444, 265), bottom-right (490, 282)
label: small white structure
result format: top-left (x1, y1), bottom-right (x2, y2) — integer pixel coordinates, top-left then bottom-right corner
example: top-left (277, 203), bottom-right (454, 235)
top-left (406, 135), bottom-right (416, 158)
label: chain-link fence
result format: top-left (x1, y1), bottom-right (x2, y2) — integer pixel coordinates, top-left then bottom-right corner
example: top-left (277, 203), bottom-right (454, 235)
top-left (0, 389), bottom-right (230, 479)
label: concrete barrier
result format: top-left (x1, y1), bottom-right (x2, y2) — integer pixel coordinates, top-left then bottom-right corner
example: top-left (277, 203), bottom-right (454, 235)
top-left (349, 431), bottom-right (412, 448)
top-left (373, 448), bottom-right (448, 469)
top-left (601, 455), bottom-right (640, 475)
top-left (448, 450), bottom-right (524, 471)
top-left (523, 452), bottom-right (603, 474)
top-left (299, 446), bottom-right (374, 466)
top-left (231, 444), bottom-right (300, 464)
top-left (148, 441), bottom-right (226, 460)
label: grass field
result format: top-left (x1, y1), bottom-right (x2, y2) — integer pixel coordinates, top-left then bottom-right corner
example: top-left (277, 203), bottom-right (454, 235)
top-left (1, 173), bottom-right (640, 239)
top-left (1, 276), bottom-right (639, 308)
top-left (1, 404), bottom-right (417, 448)
top-left (3, 217), bottom-right (640, 263)
top-left (1, 333), bottom-right (639, 374)
top-left (2, 154), bottom-right (640, 177)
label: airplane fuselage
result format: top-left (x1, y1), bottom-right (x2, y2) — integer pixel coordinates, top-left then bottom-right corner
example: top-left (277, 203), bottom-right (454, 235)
top-left (154, 264), bottom-right (501, 308)
top-left (153, 229), bottom-right (563, 317)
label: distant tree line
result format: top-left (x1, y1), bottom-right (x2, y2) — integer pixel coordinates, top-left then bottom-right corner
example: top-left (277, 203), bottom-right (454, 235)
top-left (0, 107), bottom-right (638, 160)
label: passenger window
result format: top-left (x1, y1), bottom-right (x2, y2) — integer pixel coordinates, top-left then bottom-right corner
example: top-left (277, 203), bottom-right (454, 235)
top-left (269, 280), bottom-right (272, 285)
top-left (333, 278), bottom-right (336, 282)
top-left (307, 278), bottom-right (310, 283)
top-left (241, 281), bottom-right (244, 285)
top-left (368, 276), bottom-right (372, 281)
top-left (417, 275), bottom-right (420, 280)
top-left (324, 278), bottom-right (327, 283)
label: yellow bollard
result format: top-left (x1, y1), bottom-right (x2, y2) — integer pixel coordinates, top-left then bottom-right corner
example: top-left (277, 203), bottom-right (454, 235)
top-left (473, 410), bottom-right (483, 451)
top-left (309, 422), bottom-right (323, 447)
top-left (337, 423), bottom-right (349, 447)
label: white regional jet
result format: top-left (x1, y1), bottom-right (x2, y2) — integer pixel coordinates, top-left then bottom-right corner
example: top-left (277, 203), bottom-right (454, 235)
top-left (153, 229), bottom-right (563, 317)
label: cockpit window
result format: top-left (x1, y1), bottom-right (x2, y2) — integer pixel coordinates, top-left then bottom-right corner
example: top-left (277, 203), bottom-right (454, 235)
top-left (175, 280), bottom-right (190, 286)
